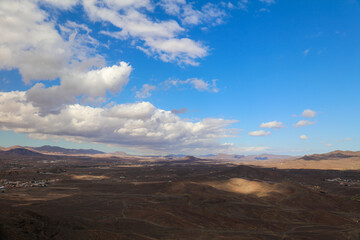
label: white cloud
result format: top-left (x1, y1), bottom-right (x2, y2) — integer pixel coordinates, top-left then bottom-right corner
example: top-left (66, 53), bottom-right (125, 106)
top-left (188, 78), bottom-right (217, 92)
top-left (84, 0), bottom-right (209, 65)
top-left (294, 120), bottom-right (316, 128)
top-left (300, 135), bottom-right (308, 140)
top-left (104, 102), bottom-right (156, 119)
top-left (140, 38), bottom-right (208, 66)
top-left (26, 62), bottom-right (132, 115)
top-left (325, 143), bottom-right (333, 147)
top-left (302, 109), bottom-right (316, 118)
top-left (0, 0), bottom-right (212, 68)
top-left (0, 0), bottom-right (243, 155)
top-left (0, 0), bottom-right (234, 85)
top-left (248, 130), bottom-right (271, 136)
top-left (160, 1), bottom-right (227, 27)
top-left (164, 78), bottom-right (219, 92)
top-left (138, 77), bottom-right (219, 99)
top-left (41, 0), bottom-right (80, 9)
top-left (181, 2), bottom-right (227, 26)
top-left (0, 0), bottom-right (106, 85)
top-left (104, 102), bottom-right (156, 120)
top-left (160, 0), bottom-right (185, 15)
top-left (102, 0), bottom-right (152, 10)
top-left (259, 120), bottom-right (284, 129)
top-left (0, 0), bottom-right (71, 82)
top-left (0, 91), bottom-right (239, 154)
top-left (345, 138), bottom-right (352, 141)
top-left (0, 0), bottom-right (233, 92)
top-left (136, 84), bottom-right (156, 98)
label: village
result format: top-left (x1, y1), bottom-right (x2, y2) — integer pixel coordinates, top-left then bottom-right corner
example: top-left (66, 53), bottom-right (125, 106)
top-left (326, 177), bottom-right (360, 186)
top-left (0, 178), bottom-right (51, 192)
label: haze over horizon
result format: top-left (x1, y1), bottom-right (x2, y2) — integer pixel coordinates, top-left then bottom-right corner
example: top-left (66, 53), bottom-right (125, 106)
top-left (0, 0), bottom-right (359, 155)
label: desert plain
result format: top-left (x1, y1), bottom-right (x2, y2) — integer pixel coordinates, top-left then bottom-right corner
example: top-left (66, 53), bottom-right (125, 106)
top-left (0, 146), bottom-right (359, 240)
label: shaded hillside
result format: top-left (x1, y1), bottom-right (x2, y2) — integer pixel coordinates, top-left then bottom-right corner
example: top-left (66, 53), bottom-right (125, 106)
top-left (159, 156), bottom-right (207, 164)
top-left (220, 164), bottom-right (291, 182)
top-left (0, 148), bottom-right (44, 156)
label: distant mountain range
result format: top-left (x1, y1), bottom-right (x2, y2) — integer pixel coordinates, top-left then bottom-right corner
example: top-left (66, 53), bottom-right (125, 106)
top-left (164, 153), bottom-right (295, 161)
top-left (1, 145), bottom-right (359, 162)
top-left (0, 147), bottom-right (44, 156)
top-left (30, 145), bottom-right (105, 155)
top-left (165, 154), bottom-right (187, 159)
top-left (207, 153), bottom-right (296, 161)
top-left (0, 145), bottom-right (104, 156)
top-left (300, 150), bottom-right (360, 161)
top-left (0, 146), bottom-right (296, 160)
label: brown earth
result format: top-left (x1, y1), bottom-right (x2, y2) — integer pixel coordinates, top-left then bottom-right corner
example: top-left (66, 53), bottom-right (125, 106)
top-left (0, 149), bottom-right (359, 239)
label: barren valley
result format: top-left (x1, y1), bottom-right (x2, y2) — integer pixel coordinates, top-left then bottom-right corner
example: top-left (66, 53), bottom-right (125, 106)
top-left (0, 147), bottom-right (359, 240)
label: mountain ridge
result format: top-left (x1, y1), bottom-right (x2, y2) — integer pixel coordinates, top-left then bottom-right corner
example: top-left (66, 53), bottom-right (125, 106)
top-left (30, 145), bottom-right (105, 155)
top-left (300, 150), bottom-right (360, 161)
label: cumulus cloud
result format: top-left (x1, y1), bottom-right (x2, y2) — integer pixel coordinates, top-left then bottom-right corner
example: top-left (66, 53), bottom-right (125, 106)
top-left (294, 120), bottom-right (316, 127)
top-left (84, 0), bottom-right (209, 65)
top-left (248, 130), bottom-right (271, 136)
top-left (0, 0), bottom-right (244, 154)
top-left (26, 62), bottom-right (132, 115)
top-left (302, 109), bottom-right (316, 118)
top-left (0, 91), bottom-right (239, 153)
top-left (135, 84), bottom-right (156, 99)
top-left (259, 120), bottom-right (284, 129)
top-left (0, 0), bottom-right (128, 115)
top-left (300, 135), bottom-right (308, 140)
top-left (0, 0), bottom-right (72, 82)
top-left (103, 102), bottom-right (156, 120)
top-left (0, 0), bottom-right (217, 71)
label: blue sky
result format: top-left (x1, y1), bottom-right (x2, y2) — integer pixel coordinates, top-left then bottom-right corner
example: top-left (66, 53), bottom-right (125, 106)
top-left (0, 0), bottom-right (359, 155)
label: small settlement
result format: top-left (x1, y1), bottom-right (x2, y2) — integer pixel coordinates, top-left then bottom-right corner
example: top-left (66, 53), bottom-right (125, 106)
top-left (0, 179), bottom-right (50, 192)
